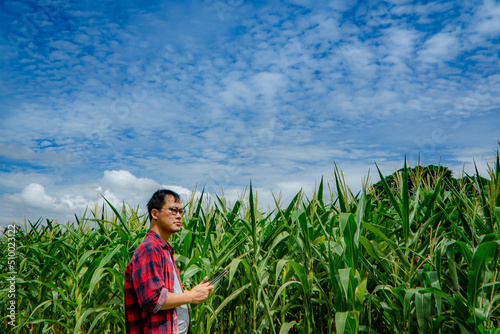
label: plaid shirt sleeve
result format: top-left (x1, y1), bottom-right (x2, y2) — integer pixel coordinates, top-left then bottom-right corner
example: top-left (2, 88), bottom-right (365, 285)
top-left (131, 245), bottom-right (168, 312)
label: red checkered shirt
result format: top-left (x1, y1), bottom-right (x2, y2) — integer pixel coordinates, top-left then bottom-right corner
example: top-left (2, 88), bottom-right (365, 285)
top-left (125, 229), bottom-right (183, 334)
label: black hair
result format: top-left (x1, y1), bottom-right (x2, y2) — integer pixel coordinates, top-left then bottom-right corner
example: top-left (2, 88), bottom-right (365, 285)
top-left (147, 189), bottom-right (181, 221)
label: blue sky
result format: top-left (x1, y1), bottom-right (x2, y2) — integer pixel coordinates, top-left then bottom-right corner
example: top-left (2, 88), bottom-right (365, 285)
top-left (1, 0), bottom-right (499, 225)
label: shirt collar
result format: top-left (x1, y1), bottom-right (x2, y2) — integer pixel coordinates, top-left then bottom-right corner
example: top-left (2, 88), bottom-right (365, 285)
top-left (147, 229), bottom-right (173, 251)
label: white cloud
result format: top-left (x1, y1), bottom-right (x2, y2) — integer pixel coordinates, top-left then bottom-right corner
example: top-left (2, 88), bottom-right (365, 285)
top-left (418, 32), bottom-right (460, 63)
top-left (251, 72), bottom-right (289, 101)
top-left (220, 79), bottom-right (255, 107)
top-left (383, 27), bottom-right (421, 59)
top-left (102, 170), bottom-right (159, 193)
top-left (0, 143), bottom-right (36, 160)
top-left (473, 0), bottom-right (500, 36)
top-left (21, 183), bottom-right (57, 208)
top-left (0, 170), bottom-right (194, 225)
top-left (449, 146), bottom-right (497, 168)
top-left (1, 0), bottom-right (498, 226)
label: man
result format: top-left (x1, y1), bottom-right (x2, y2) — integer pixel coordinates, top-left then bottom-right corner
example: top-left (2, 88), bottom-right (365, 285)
top-left (125, 189), bottom-right (213, 334)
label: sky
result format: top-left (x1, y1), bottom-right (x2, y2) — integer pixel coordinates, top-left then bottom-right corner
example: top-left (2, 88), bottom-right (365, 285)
top-left (0, 0), bottom-right (499, 226)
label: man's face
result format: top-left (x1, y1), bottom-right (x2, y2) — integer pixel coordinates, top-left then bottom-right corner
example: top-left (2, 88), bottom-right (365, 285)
top-left (154, 196), bottom-right (183, 236)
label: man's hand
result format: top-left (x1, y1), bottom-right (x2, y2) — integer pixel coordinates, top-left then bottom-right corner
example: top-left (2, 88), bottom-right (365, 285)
top-left (160, 276), bottom-right (214, 310)
top-left (188, 276), bottom-right (214, 304)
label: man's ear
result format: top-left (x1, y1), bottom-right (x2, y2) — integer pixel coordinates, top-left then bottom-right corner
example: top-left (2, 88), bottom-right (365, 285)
top-left (151, 208), bottom-right (160, 220)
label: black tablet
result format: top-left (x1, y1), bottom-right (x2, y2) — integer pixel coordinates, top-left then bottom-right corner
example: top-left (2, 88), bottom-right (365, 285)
top-left (207, 268), bottom-right (228, 285)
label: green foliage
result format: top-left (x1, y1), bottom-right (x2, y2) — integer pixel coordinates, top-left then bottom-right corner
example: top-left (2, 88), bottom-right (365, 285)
top-left (1, 155), bottom-right (500, 333)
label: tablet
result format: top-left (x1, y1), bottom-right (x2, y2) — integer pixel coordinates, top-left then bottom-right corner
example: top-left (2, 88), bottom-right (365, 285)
top-left (207, 268), bottom-right (228, 285)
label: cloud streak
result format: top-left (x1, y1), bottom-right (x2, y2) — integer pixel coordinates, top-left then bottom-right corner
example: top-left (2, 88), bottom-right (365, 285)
top-left (0, 0), bottom-right (498, 225)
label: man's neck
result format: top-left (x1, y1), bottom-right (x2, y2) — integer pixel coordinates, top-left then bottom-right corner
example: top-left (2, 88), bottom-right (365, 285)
top-left (150, 223), bottom-right (171, 243)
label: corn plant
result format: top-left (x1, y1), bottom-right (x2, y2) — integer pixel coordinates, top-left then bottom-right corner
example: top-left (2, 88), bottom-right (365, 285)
top-left (1, 154), bottom-right (500, 333)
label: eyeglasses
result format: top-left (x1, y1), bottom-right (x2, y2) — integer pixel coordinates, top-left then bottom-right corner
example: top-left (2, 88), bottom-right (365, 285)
top-left (162, 207), bottom-right (184, 215)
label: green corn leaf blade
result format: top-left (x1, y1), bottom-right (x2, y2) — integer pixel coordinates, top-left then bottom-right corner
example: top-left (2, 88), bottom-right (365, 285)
top-left (106, 267), bottom-right (125, 292)
top-left (354, 189), bottom-right (368, 241)
top-left (313, 210), bottom-right (331, 240)
top-left (238, 218), bottom-right (252, 238)
top-left (17, 319), bottom-right (72, 333)
top-left (334, 166), bottom-right (347, 213)
top-left (443, 177), bottom-right (489, 236)
top-left (86, 245), bottom-right (124, 298)
top-left (432, 316), bottom-right (446, 334)
top-left (374, 162), bottom-right (403, 221)
top-left (467, 240), bottom-right (500, 308)
top-left (283, 190), bottom-right (302, 218)
top-left (75, 250), bottom-right (101, 274)
top-left (73, 307), bottom-right (98, 334)
top-left (228, 200), bottom-right (241, 225)
top-left (363, 222), bottom-right (411, 271)
top-left (215, 194), bottom-right (226, 213)
top-left (339, 213), bottom-right (352, 237)
top-left (288, 260), bottom-right (309, 293)
top-left (355, 272), bottom-right (368, 306)
top-left (341, 214), bottom-right (358, 268)
top-left (338, 268), bottom-right (352, 300)
top-left (279, 321), bottom-right (297, 334)
top-left (359, 236), bottom-right (382, 262)
top-left (434, 204), bottom-right (472, 244)
top-left (435, 249), bottom-right (442, 287)
top-left (216, 232), bottom-right (247, 268)
top-left (328, 245), bottom-right (339, 290)
top-left (404, 288), bottom-right (418, 320)
top-left (408, 186), bottom-right (420, 233)
top-left (121, 200), bottom-right (127, 222)
top-left (423, 175), bottom-right (443, 223)
top-left (453, 318), bottom-right (476, 334)
top-left (478, 233), bottom-right (499, 244)
top-left (474, 280), bottom-right (500, 293)
top-left (495, 151), bottom-right (500, 209)
top-left (214, 282), bottom-right (252, 316)
top-left (181, 266), bottom-right (202, 280)
top-left (346, 312), bottom-right (359, 334)
top-left (495, 207), bottom-right (500, 229)
top-left (428, 271), bottom-right (442, 314)
top-left (417, 287), bottom-right (454, 303)
top-left (297, 211), bottom-right (312, 261)
top-left (474, 161), bottom-right (493, 232)
top-left (336, 311), bottom-right (348, 334)
top-left (96, 244), bottom-right (124, 270)
top-left (87, 310), bottom-right (110, 333)
top-left (88, 267), bottom-right (108, 297)
top-left (402, 157), bottom-right (410, 243)
top-left (182, 257), bottom-right (211, 282)
top-left (335, 311), bottom-right (358, 334)
top-left (260, 232), bottom-right (289, 272)
top-left (227, 257), bottom-right (242, 287)
top-left (272, 280), bottom-right (301, 306)
top-left (193, 187), bottom-right (205, 220)
top-left (275, 258), bottom-right (288, 284)
top-left (473, 307), bottom-right (486, 324)
top-left (102, 196), bottom-right (129, 234)
top-left (201, 216), bottom-right (215, 258)
top-left (180, 230), bottom-right (193, 256)
top-left (455, 241), bottom-right (473, 266)
top-left (318, 176), bottom-right (324, 206)
top-left (258, 280), bottom-right (277, 334)
top-left (445, 246), bottom-right (461, 293)
top-left (415, 291), bottom-right (431, 333)
top-left (249, 181), bottom-right (258, 256)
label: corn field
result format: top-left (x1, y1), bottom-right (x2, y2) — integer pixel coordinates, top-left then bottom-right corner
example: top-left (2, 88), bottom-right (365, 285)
top-left (1, 157), bottom-right (500, 333)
